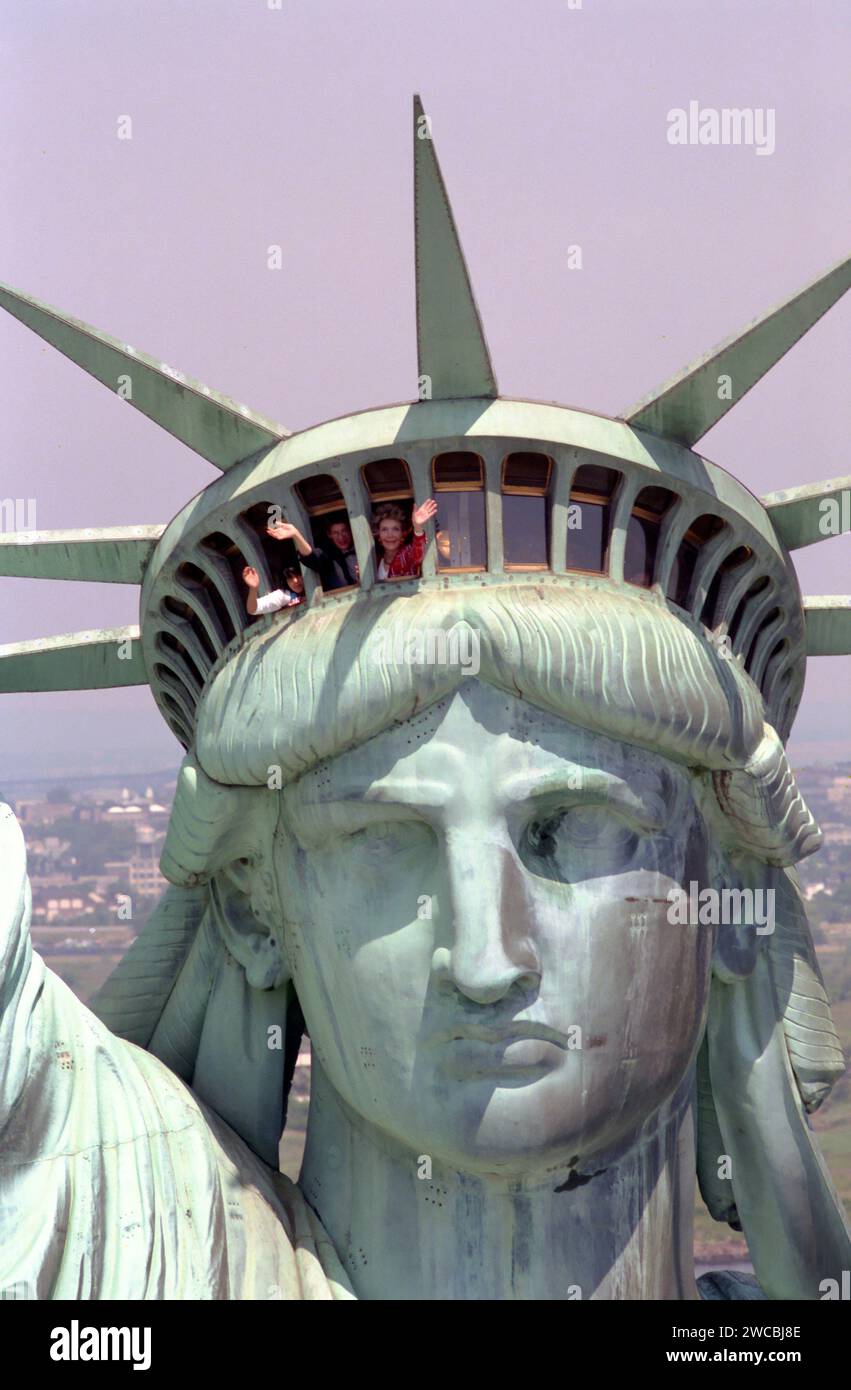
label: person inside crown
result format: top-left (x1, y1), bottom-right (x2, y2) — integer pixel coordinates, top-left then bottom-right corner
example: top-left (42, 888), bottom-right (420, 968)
top-left (243, 563), bottom-right (305, 615)
top-left (264, 514), bottom-right (359, 591)
top-left (373, 498), bottom-right (437, 579)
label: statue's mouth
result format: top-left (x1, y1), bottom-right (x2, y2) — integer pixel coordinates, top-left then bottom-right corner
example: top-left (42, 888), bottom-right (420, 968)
top-left (427, 1020), bottom-right (570, 1050)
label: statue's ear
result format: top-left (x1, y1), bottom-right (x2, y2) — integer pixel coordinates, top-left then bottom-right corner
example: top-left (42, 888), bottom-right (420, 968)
top-left (210, 870), bottom-right (288, 990)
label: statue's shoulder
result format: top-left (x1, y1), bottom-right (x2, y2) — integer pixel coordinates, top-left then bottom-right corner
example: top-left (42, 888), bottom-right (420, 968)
top-left (0, 798), bottom-right (352, 1300)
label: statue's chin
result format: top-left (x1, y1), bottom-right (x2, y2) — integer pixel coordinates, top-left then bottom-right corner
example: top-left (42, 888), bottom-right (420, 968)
top-left (358, 1059), bottom-right (693, 1176)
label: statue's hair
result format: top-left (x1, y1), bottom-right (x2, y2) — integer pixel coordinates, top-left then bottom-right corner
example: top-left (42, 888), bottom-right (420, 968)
top-left (197, 581), bottom-right (764, 781)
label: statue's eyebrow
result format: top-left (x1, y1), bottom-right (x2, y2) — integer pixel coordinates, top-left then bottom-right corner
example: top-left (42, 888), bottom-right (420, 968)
top-left (296, 774), bottom-right (453, 809)
top-left (500, 765), bottom-right (678, 825)
top-left (288, 779), bottom-right (452, 847)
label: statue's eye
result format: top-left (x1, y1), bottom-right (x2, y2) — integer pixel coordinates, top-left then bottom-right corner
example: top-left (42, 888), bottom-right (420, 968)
top-left (349, 819), bottom-right (434, 859)
top-left (524, 806), bottom-right (639, 878)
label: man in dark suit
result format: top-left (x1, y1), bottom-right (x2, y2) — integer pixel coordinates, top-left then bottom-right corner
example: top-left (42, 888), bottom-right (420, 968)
top-left (266, 516), bottom-right (358, 590)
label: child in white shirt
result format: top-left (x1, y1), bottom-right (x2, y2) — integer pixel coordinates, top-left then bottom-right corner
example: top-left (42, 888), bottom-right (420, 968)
top-left (243, 565), bottom-right (305, 616)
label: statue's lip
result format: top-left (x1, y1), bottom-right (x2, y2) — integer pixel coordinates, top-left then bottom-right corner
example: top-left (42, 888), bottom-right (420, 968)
top-left (427, 1021), bottom-right (570, 1050)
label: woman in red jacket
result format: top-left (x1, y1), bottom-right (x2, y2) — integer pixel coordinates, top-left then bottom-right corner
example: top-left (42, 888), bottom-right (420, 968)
top-left (374, 498), bottom-right (437, 579)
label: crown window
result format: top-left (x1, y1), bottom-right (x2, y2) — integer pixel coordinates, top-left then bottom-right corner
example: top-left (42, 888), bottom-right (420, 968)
top-left (700, 545), bottom-right (752, 628)
top-left (567, 465), bottom-right (620, 573)
top-left (177, 560), bottom-right (237, 644)
top-left (502, 453), bottom-right (552, 569)
top-left (292, 476), bottom-right (357, 591)
top-left (240, 500), bottom-right (306, 599)
top-left (362, 458), bottom-right (413, 502)
top-left (667, 514), bottom-right (726, 610)
top-left (728, 574), bottom-right (770, 649)
top-left (745, 607), bottom-right (782, 673)
top-left (624, 486), bottom-right (678, 587)
top-left (432, 452), bottom-right (487, 570)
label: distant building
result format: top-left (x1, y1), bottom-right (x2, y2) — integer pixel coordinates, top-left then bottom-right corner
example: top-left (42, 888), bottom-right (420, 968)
top-left (827, 778), bottom-right (851, 808)
top-left (128, 825), bottom-right (167, 899)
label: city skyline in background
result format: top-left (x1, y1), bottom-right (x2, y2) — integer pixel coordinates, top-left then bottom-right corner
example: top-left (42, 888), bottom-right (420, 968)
top-left (1, 0), bottom-right (849, 777)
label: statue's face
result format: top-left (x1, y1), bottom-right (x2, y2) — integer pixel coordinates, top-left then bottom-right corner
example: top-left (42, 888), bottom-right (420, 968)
top-left (278, 682), bottom-right (712, 1172)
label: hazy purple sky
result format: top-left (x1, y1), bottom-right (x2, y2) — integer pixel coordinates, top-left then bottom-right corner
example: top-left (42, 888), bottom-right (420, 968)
top-left (1, 0), bottom-right (849, 778)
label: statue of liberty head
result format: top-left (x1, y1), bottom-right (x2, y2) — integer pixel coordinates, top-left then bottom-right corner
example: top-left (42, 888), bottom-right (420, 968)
top-left (1, 97), bottom-right (849, 1300)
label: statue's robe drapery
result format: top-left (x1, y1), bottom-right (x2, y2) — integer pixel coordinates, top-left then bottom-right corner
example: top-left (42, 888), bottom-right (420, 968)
top-left (0, 806), bottom-right (353, 1300)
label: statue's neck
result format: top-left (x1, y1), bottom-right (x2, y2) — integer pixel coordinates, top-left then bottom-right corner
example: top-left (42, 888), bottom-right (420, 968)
top-left (298, 1061), bottom-right (699, 1301)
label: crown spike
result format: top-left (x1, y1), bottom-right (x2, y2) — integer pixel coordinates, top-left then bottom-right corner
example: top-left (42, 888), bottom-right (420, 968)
top-left (763, 477), bottom-right (851, 551)
top-left (0, 526), bottom-right (164, 583)
top-left (803, 597), bottom-right (851, 656)
top-left (0, 283), bottom-right (289, 471)
top-left (0, 627), bottom-right (146, 692)
top-left (623, 253), bottom-right (851, 446)
top-left (413, 95), bottom-right (497, 400)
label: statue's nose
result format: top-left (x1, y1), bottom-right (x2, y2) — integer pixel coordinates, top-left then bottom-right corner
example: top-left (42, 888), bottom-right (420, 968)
top-left (432, 831), bottom-right (541, 1005)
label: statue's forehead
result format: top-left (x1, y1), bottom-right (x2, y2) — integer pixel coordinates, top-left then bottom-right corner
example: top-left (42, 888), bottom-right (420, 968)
top-left (291, 683), bottom-right (690, 814)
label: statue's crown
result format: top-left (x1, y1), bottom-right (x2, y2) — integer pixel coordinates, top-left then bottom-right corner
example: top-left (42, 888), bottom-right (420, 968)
top-left (142, 396), bottom-right (809, 747)
top-left (0, 95), bottom-right (848, 749)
